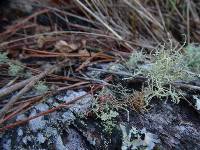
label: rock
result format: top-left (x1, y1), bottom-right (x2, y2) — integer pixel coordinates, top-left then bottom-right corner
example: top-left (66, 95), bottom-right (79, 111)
top-left (9, 0), bottom-right (34, 13)
top-left (29, 116), bottom-right (46, 132)
top-left (37, 133), bottom-right (46, 144)
top-left (3, 138), bottom-right (11, 150)
top-left (54, 129), bottom-right (88, 150)
top-left (29, 109), bottom-right (46, 132)
top-left (35, 103), bottom-right (49, 112)
top-left (46, 127), bottom-right (58, 137)
top-left (55, 135), bottom-right (65, 150)
top-left (65, 129), bottom-right (87, 150)
top-left (61, 90), bottom-right (92, 115)
top-left (47, 97), bottom-right (53, 104)
top-left (63, 90), bottom-right (87, 102)
top-left (17, 128), bottom-right (23, 136)
top-left (69, 93), bottom-right (92, 115)
top-left (16, 114), bottom-right (26, 121)
top-left (0, 0), bottom-right (72, 16)
top-left (22, 136), bottom-right (32, 145)
top-left (62, 111), bottom-right (76, 124)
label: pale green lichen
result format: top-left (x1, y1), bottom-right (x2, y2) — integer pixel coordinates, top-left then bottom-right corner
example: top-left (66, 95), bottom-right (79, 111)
top-left (0, 52), bottom-right (24, 76)
top-left (120, 124), bottom-right (160, 150)
top-left (34, 81), bottom-right (49, 94)
top-left (100, 109), bottom-right (119, 133)
top-left (126, 51), bottom-right (145, 69)
top-left (8, 62), bottom-right (24, 76)
top-left (93, 101), bottom-right (119, 133)
top-left (127, 43), bottom-right (194, 104)
top-left (0, 52), bottom-right (8, 64)
top-left (141, 46), bottom-right (189, 103)
top-left (92, 88), bottom-right (120, 133)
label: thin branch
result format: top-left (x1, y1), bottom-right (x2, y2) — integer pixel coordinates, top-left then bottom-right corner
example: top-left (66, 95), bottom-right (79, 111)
top-left (172, 82), bottom-right (200, 92)
top-left (0, 59), bottom-right (69, 119)
top-left (0, 78), bottom-right (32, 99)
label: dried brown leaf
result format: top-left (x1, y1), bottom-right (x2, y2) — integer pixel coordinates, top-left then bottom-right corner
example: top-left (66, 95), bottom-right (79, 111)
top-left (55, 40), bottom-right (80, 53)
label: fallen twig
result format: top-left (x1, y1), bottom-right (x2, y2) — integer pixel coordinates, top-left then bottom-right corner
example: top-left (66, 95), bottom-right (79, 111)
top-left (87, 67), bottom-right (136, 77)
top-left (0, 59), bottom-right (69, 119)
top-left (0, 78), bottom-right (33, 99)
top-left (172, 82), bottom-right (200, 92)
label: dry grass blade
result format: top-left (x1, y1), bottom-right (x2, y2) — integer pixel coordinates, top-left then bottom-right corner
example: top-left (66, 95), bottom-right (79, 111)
top-left (154, 0), bottom-right (166, 30)
top-left (74, 0), bottom-right (134, 51)
top-left (0, 31), bottom-right (135, 47)
top-left (123, 0), bottom-right (163, 30)
top-left (74, 0), bottom-right (123, 40)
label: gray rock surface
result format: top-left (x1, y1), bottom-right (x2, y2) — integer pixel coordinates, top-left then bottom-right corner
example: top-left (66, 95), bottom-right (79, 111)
top-left (0, 90), bottom-right (92, 149)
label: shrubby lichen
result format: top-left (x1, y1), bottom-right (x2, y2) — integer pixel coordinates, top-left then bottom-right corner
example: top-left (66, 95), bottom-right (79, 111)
top-left (126, 51), bottom-right (145, 69)
top-left (141, 46), bottom-right (190, 103)
top-left (185, 44), bottom-right (200, 74)
top-left (127, 43), bottom-right (195, 104)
